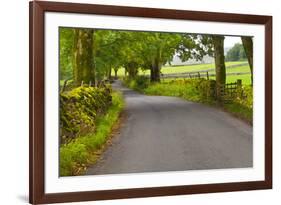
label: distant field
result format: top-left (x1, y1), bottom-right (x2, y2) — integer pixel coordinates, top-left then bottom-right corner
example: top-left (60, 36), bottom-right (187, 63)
top-left (161, 61), bottom-right (249, 74)
top-left (116, 61), bottom-right (251, 85)
top-left (161, 74), bottom-right (251, 85)
top-left (115, 61), bottom-right (249, 76)
top-left (209, 74), bottom-right (251, 85)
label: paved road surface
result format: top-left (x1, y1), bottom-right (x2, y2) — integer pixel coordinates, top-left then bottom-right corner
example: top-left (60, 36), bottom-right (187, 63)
top-left (86, 80), bottom-right (252, 175)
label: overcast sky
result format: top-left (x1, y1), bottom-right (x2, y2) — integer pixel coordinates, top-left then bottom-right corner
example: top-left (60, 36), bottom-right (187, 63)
top-left (224, 36), bottom-right (241, 48)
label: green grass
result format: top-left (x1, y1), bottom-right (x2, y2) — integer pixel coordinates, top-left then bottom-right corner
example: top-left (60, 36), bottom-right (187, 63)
top-left (143, 81), bottom-right (205, 103)
top-left (225, 65), bottom-right (250, 73)
top-left (161, 73), bottom-right (251, 85)
top-left (115, 61), bottom-right (249, 76)
top-left (161, 61), bottom-right (248, 74)
top-left (118, 61), bottom-right (251, 85)
top-left (223, 103), bottom-right (252, 123)
top-left (59, 91), bottom-right (125, 176)
top-left (209, 74), bottom-right (251, 85)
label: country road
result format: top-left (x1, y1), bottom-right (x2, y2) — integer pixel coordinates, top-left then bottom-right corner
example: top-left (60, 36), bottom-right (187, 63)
top-left (86, 80), bottom-right (252, 175)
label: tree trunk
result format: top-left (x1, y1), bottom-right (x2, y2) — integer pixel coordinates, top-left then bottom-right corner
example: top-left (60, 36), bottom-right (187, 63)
top-left (241, 37), bottom-right (253, 85)
top-left (73, 29), bottom-right (94, 86)
top-left (212, 36), bottom-right (226, 103)
top-left (150, 59), bottom-right (161, 82)
top-left (92, 30), bottom-right (96, 86)
top-left (127, 62), bottom-right (138, 79)
top-left (150, 64), bottom-right (155, 82)
top-left (124, 68), bottom-right (127, 77)
top-left (114, 69), bottom-right (118, 79)
top-left (108, 66), bottom-right (112, 80)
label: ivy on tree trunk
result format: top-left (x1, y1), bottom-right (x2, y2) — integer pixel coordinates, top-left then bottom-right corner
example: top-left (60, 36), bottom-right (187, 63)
top-left (108, 66), bottom-right (112, 80)
top-left (126, 62), bottom-right (138, 79)
top-left (150, 48), bottom-right (162, 83)
top-left (114, 68), bottom-right (118, 79)
top-left (212, 36), bottom-right (226, 103)
top-left (241, 37), bottom-right (253, 85)
top-left (72, 29), bottom-right (95, 86)
top-left (150, 62), bottom-right (161, 82)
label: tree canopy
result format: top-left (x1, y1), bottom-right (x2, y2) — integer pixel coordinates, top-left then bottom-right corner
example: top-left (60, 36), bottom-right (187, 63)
top-left (59, 27), bottom-right (74, 80)
top-left (225, 43), bottom-right (246, 62)
top-left (59, 28), bottom-right (205, 83)
top-left (59, 28), bottom-right (252, 93)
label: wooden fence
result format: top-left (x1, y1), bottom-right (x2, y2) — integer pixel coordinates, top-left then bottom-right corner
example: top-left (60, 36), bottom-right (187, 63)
top-left (216, 79), bottom-right (247, 103)
top-left (160, 71), bottom-right (250, 81)
top-left (159, 62), bottom-right (249, 81)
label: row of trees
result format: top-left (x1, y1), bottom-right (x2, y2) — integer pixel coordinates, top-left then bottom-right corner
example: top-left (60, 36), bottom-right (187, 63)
top-left (225, 43), bottom-right (246, 62)
top-left (60, 28), bottom-right (253, 93)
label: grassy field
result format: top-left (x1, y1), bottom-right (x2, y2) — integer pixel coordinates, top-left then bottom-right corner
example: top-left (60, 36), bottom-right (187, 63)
top-left (161, 61), bottom-right (249, 74)
top-left (206, 73), bottom-right (251, 85)
top-left (115, 61), bottom-right (249, 76)
top-left (116, 61), bottom-right (251, 85)
top-left (161, 73), bottom-right (251, 85)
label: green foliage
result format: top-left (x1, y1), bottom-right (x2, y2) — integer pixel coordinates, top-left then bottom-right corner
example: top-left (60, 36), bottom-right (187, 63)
top-left (123, 75), bottom-right (150, 91)
top-left (144, 79), bottom-right (215, 103)
top-left (59, 27), bottom-right (216, 81)
top-left (138, 32), bottom-right (182, 65)
top-left (59, 27), bottom-right (74, 80)
top-left (94, 30), bottom-right (124, 80)
top-left (223, 85), bottom-right (253, 121)
top-left (235, 85), bottom-right (253, 109)
top-left (226, 43), bottom-right (247, 62)
top-left (60, 86), bottom-right (112, 143)
top-left (60, 92), bottom-right (125, 176)
top-left (177, 34), bottom-right (214, 61)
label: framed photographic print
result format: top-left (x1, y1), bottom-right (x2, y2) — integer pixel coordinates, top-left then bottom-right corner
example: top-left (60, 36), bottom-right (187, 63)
top-left (29, 1), bottom-right (272, 204)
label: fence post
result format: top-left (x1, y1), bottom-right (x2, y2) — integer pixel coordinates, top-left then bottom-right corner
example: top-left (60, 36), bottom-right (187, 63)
top-left (61, 79), bottom-right (68, 92)
top-left (81, 81), bottom-right (84, 87)
top-left (210, 80), bottom-right (216, 99)
top-left (237, 79), bottom-right (242, 87)
top-left (206, 71), bottom-right (209, 80)
top-left (198, 72), bottom-right (200, 78)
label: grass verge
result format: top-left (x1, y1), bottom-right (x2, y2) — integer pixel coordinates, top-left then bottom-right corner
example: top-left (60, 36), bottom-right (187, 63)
top-left (223, 103), bottom-right (252, 124)
top-left (59, 91), bottom-right (125, 176)
top-left (143, 81), bottom-right (207, 103)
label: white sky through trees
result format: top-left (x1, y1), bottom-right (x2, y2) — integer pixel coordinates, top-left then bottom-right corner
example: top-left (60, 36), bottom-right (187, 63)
top-left (224, 36), bottom-right (242, 48)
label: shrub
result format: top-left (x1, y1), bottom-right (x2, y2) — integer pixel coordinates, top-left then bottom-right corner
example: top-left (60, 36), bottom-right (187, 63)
top-left (223, 85), bottom-right (253, 122)
top-left (123, 76), bottom-right (149, 91)
top-left (234, 85), bottom-right (253, 109)
top-left (142, 79), bottom-right (215, 104)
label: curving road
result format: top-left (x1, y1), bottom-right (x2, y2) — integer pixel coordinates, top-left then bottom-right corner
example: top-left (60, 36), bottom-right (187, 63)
top-left (86, 80), bottom-right (252, 175)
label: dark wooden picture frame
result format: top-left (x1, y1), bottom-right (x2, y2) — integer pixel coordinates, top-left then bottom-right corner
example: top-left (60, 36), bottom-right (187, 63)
top-left (29, 1), bottom-right (272, 204)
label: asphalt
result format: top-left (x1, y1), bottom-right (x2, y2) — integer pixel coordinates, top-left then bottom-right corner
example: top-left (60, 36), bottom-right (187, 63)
top-left (85, 80), bottom-right (253, 175)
